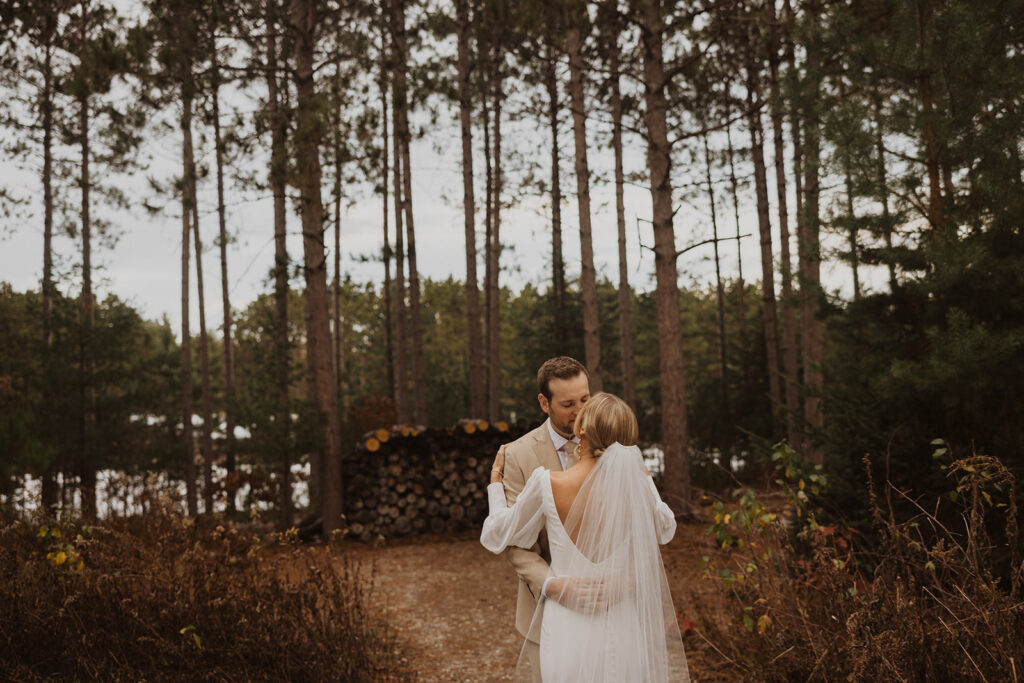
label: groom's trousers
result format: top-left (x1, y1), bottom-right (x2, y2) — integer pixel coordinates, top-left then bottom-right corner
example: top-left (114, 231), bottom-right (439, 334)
top-left (524, 639), bottom-right (542, 683)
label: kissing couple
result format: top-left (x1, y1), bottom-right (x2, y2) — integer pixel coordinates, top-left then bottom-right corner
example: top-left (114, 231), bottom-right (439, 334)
top-left (481, 356), bottom-right (691, 682)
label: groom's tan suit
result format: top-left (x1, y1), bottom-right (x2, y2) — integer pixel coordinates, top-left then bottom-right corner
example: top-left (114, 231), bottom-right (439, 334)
top-left (502, 421), bottom-right (575, 670)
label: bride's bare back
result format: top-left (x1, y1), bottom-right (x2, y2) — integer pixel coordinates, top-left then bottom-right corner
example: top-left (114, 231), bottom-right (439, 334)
top-left (549, 462), bottom-right (597, 533)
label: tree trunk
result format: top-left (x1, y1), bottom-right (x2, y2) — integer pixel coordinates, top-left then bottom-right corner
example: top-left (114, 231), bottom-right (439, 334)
top-left (379, 19), bottom-right (395, 405)
top-left (391, 0), bottom-right (425, 426)
top-left (872, 91), bottom-right (897, 293)
top-left (487, 34), bottom-right (502, 424)
top-left (291, 0), bottom-right (344, 531)
top-left (211, 46), bottom-right (237, 508)
top-left (391, 61), bottom-right (409, 425)
top-left (192, 200), bottom-right (215, 515)
top-left (566, 18), bottom-right (602, 391)
top-left (768, 0), bottom-right (801, 451)
top-left (843, 155), bottom-right (860, 300)
top-left (482, 87), bottom-right (494, 417)
top-left (332, 57), bottom-right (345, 399)
top-left (267, 1), bottom-right (291, 524)
top-left (916, 0), bottom-right (943, 232)
top-left (180, 88), bottom-right (198, 517)
top-left (608, 15), bottom-right (636, 412)
top-left (798, 2), bottom-right (825, 465)
top-left (701, 129), bottom-right (728, 413)
top-left (391, 1), bottom-right (423, 428)
top-left (457, 0), bottom-right (484, 418)
top-left (544, 39), bottom-right (567, 356)
top-left (41, 38), bottom-right (58, 512)
top-left (78, 85), bottom-right (97, 521)
top-left (725, 116), bottom-right (747, 358)
top-left (639, 0), bottom-right (690, 511)
top-left (745, 61), bottom-right (782, 433)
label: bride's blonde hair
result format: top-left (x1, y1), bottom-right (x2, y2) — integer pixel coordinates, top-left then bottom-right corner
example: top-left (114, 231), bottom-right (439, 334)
top-left (573, 393), bottom-right (639, 456)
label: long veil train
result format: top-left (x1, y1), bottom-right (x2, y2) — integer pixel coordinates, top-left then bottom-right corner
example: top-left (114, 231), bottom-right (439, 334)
top-left (516, 443), bottom-right (690, 682)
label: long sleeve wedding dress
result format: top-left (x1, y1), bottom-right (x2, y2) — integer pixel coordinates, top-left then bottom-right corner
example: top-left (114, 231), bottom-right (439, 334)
top-left (481, 443), bottom-right (690, 682)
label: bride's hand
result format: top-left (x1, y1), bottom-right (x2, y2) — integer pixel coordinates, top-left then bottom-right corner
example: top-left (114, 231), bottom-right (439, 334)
top-left (490, 444), bottom-right (508, 484)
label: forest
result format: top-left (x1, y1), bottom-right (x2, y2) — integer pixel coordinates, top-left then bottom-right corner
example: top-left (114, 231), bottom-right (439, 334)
top-left (1, 0), bottom-right (1023, 680)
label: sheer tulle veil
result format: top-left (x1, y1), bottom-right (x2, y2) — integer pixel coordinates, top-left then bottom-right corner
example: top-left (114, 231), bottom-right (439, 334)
top-left (515, 442), bottom-right (690, 682)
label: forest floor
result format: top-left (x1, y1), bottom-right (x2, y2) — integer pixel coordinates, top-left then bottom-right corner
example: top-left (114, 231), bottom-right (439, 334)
top-left (334, 514), bottom-right (740, 682)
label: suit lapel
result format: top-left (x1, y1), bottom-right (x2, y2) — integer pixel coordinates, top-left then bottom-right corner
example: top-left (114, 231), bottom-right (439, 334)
top-left (532, 424), bottom-right (563, 471)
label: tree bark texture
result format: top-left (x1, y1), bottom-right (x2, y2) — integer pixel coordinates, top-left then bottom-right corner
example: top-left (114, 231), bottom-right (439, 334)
top-left (267, 1), bottom-right (292, 523)
top-left (639, 0), bottom-right (690, 510)
top-left (78, 77), bottom-right (97, 520)
top-left (566, 18), bottom-right (602, 391)
top-left (767, 0), bottom-right (801, 452)
top-left (725, 118), bottom-right (747, 358)
top-left (292, 0), bottom-right (344, 530)
top-left (745, 62), bottom-right (782, 432)
top-left (608, 16), bottom-right (637, 412)
top-left (391, 0), bottom-right (426, 426)
top-left (390, 55), bottom-right (410, 425)
top-left (332, 59), bottom-right (344, 397)
top-left (702, 130), bottom-right (728, 411)
top-left (211, 48), bottom-right (237, 500)
top-left (483, 89), bottom-right (494, 418)
top-left (544, 39), bottom-right (567, 356)
top-left (180, 88), bottom-right (198, 517)
top-left (390, 88), bottom-right (409, 424)
top-left (41, 36), bottom-right (58, 511)
top-left (798, 11), bottom-right (825, 465)
top-left (487, 35), bottom-right (503, 424)
top-left (457, 0), bottom-right (485, 418)
top-left (192, 200), bottom-right (215, 515)
top-left (379, 20), bottom-right (396, 406)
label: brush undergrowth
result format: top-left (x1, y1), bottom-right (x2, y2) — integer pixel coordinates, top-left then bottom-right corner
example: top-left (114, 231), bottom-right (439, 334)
top-left (696, 441), bottom-right (1024, 682)
top-left (0, 505), bottom-right (413, 682)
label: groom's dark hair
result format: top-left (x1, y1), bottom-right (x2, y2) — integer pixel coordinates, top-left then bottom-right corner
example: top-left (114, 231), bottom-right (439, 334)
top-left (537, 356), bottom-right (588, 400)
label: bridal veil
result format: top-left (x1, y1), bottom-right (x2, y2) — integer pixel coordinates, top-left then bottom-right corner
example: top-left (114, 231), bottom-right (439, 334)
top-left (517, 442), bottom-right (690, 682)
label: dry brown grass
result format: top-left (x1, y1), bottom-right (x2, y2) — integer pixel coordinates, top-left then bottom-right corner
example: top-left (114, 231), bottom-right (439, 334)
top-left (0, 507), bottom-right (415, 682)
top-left (694, 446), bottom-right (1024, 682)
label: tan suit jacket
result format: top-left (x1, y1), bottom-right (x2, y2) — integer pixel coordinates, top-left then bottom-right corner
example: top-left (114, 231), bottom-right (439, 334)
top-left (502, 422), bottom-right (568, 643)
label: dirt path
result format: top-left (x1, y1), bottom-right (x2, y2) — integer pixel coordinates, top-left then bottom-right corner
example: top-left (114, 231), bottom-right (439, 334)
top-left (341, 520), bottom-right (735, 682)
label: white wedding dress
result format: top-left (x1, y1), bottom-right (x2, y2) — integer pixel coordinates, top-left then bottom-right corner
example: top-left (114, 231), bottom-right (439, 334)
top-left (481, 443), bottom-right (690, 682)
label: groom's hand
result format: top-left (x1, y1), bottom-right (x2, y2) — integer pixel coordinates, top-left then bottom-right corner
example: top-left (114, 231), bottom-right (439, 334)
top-left (490, 443), bottom-right (509, 484)
top-left (544, 576), bottom-right (614, 613)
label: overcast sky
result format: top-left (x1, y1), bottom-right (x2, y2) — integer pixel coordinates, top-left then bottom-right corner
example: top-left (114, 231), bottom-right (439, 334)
top-left (1, 22), bottom-right (867, 340)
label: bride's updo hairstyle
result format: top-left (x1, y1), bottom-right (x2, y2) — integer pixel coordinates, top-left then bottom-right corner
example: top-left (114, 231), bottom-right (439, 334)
top-left (573, 392), bottom-right (638, 456)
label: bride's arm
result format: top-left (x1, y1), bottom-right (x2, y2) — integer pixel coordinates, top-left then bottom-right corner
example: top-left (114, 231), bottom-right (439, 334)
top-left (480, 466), bottom-right (546, 554)
top-left (646, 476), bottom-right (677, 544)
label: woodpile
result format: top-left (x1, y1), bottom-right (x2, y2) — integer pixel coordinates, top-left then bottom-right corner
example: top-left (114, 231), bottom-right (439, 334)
top-left (343, 419), bottom-right (524, 542)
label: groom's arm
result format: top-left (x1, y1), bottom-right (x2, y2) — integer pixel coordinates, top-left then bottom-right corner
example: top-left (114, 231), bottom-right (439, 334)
top-left (502, 444), bottom-right (550, 599)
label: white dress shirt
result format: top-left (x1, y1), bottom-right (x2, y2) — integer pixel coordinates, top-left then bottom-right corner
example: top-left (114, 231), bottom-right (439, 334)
top-left (545, 418), bottom-right (579, 471)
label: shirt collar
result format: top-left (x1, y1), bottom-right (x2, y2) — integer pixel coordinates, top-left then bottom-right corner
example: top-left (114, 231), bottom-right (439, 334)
top-left (546, 417), bottom-right (579, 453)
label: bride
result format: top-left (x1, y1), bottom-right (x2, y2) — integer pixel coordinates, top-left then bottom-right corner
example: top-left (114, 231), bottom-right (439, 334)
top-left (481, 392), bottom-right (690, 682)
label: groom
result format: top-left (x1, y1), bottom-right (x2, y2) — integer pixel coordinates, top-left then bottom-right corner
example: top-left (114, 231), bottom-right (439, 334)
top-left (500, 356), bottom-right (591, 680)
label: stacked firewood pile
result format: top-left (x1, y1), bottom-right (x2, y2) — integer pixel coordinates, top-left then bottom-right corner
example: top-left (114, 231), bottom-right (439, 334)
top-left (342, 419), bottom-right (531, 542)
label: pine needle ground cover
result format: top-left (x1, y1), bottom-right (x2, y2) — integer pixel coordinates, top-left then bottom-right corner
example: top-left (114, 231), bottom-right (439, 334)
top-left (0, 508), bottom-right (413, 681)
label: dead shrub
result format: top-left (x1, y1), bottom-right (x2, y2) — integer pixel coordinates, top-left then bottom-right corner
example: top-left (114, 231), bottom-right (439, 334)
top-left (0, 506), bottom-right (414, 682)
top-left (695, 442), bottom-right (1024, 682)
